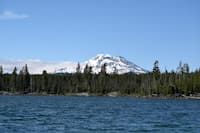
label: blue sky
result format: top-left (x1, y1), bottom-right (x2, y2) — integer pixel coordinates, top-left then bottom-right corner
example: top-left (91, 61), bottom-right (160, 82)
top-left (0, 0), bottom-right (199, 71)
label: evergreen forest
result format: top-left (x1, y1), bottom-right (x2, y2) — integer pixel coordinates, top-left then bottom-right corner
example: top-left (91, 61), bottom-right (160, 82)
top-left (0, 61), bottom-right (200, 97)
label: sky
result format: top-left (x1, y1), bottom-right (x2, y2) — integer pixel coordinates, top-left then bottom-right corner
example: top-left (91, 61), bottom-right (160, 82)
top-left (0, 0), bottom-right (200, 71)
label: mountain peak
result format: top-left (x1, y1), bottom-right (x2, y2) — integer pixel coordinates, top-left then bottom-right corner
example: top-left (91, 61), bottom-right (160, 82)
top-left (84, 54), bottom-right (147, 74)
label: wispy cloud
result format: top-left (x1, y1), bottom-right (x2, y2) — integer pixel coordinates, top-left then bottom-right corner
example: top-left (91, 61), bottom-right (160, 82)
top-left (0, 10), bottom-right (29, 20)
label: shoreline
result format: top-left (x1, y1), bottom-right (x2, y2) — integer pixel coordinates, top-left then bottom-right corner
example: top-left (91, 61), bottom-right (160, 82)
top-left (1, 91), bottom-right (200, 100)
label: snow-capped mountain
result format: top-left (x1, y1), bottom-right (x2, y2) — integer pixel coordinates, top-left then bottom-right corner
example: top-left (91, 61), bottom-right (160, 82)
top-left (55, 54), bottom-right (147, 74)
top-left (83, 54), bottom-right (147, 74)
top-left (0, 54), bottom-right (148, 74)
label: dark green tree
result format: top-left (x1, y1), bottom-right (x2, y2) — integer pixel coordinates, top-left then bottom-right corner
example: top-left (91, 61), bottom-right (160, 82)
top-left (0, 66), bottom-right (3, 75)
top-left (10, 67), bottom-right (17, 92)
top-left (100, 63), bottom-right (107, 75)
top-left (24, 64), bottom-right (30, 92)
top-left (153, 60), bottom-right (160, 80)
top-left (99, 63), bottom-right (108, 94)
top-left (17, 70), bottom-right (24, 92)
top-left (183, 63), bottom-right (189, 74)
top-left (0, 66), bottom-right (3, 91)
top-left (83, 64), bottom-right (93, 92)
top-left (152, 60), bottom-right (160, 95)
top-left (76, 62), bottom-right (81, 73)
top-left (42, 70), bottom-right (48, 93)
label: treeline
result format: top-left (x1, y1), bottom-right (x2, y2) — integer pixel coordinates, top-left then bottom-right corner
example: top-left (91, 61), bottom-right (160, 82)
top-left (0, 61), bottom-right (200, 96)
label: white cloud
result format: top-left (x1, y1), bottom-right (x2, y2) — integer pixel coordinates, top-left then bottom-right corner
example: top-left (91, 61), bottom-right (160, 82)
top-left (0, 10), bottom-right (29, 20)
top-left (0, 59), bottom-right (77, 74)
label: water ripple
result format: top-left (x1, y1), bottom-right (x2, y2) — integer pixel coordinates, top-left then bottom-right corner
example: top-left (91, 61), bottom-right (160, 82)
top-left (0, 96), bottom-right (200, 132)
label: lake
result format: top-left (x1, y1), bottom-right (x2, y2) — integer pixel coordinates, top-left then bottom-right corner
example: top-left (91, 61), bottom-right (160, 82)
top-left (0, 96), bottom-right (200, 133)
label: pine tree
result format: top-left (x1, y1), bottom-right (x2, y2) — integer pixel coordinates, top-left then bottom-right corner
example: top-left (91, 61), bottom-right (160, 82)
top-left (100, 63), bottom-right (107, 94)
top-left (0, 66), bottom-right (3, 91)
top-left (75, 62), bottom-right (82, 92)
top-left (100, 63), bottom-right (107, 75)
top-left (153, 60), bottom-right (160, 80)
top-left (42, 70), bottom-right (48, 93)
top-left (83, 64), bottom-right (93, 92)
top-left (24, 64), bottom-right (30, 93)
top-left (84, 64), bottom-right (92, 74)
top-left (153, 60), bottom-right (160, 95)
top-left (76, 62), bottom-right (81, 73)
top-left (17, 70), bottom-right (24, 92)
top-left (183, 63), bottom-right (189, 74)
top-left (0, 66), bottom-right (3, 75)
top-left (10, 67), bottom-right (17, 92)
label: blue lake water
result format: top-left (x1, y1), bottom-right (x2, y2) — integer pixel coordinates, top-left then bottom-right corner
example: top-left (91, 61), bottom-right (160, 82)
top-left (0, 96), bottom-right (200, 133)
